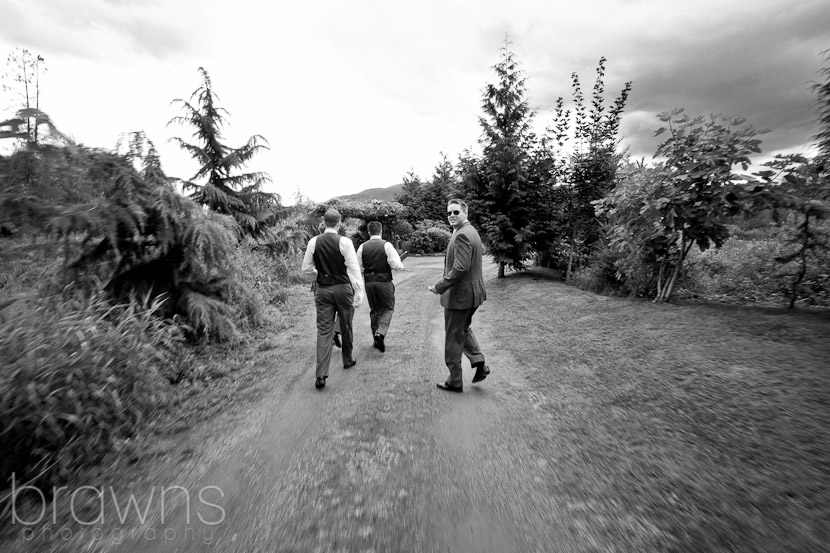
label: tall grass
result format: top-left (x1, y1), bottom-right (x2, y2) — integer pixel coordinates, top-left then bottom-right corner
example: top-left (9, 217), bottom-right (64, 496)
top-left (0, 293), bottom-right (187, 489)
top-left (232, 241), bottom-right (307, 309)
top-left (683, 238), bottom-right (787, 303)
top-left (684, 217), bottom-right (830, 307)
top-left (0, 237), bottom-right (63, 296)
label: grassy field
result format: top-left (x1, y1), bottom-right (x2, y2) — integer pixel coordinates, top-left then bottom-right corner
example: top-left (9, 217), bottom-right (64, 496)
top-left (490, 267), bottom-right (830, 551)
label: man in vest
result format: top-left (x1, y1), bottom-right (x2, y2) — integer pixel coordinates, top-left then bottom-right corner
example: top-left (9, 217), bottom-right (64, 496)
top-left (356, 221), bottom-right (407, 352)
top-left (428, 198), bottom-right (489, 392)
top-left (314, 221), bottom-right (342, 348)
top-left (302, 208), bottom-right (364, 389)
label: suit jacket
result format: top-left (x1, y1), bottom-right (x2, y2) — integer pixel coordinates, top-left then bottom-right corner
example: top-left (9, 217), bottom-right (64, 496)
top-left (434, 221), bottom-right (486, 309)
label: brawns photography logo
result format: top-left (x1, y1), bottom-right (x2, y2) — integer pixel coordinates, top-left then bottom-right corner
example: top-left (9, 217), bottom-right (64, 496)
top-left (5, 473), bottom-right (226, 545)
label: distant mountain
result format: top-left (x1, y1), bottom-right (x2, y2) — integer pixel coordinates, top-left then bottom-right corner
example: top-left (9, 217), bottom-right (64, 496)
top-left (333, 183), bottom-right (403, 203)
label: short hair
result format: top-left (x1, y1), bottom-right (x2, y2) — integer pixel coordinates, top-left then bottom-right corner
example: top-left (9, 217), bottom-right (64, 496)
top-left (447, 198), bottom-right (468, 213)
top-left (323, 208), bottom-right (341, 228)
top-left (367, 221), bottom-right (382, 236)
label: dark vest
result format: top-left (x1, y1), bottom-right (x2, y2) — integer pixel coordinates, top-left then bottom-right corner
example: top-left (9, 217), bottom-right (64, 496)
top-left (313, 233), bottom-right (349, 286)
top-left (361, 239), bottom-right (392, 282)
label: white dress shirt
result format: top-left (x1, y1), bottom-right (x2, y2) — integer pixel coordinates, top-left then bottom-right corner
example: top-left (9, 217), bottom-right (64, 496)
top-left (356, 235), bottom-right (406, 273)
top-left (302, 228), bottom-right (364, 307)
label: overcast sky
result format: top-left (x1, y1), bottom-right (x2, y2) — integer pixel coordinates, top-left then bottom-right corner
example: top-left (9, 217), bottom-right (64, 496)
top-left (1, 0), bottom-right (828, 203)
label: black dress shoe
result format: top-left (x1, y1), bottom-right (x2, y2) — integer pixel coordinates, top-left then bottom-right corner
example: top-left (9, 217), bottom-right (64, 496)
top-left (333, 332), bottom-right (342, 348)
top-left (315, 377), bottom-right (326, 389)
top-left (472, 363), bottom-right (490, 383)
top-left (436, 382), bottom-right (463, 393)
top-left (343, 358), bottom-right (357, 369)
top-left (373, 333), bottom-right (385, 352)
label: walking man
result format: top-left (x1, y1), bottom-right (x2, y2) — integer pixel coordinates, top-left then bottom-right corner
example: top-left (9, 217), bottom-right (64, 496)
top-left (315, 221), bottom-right (342, 348)
top-left (356, 221), bottom-right (406, 352)
top-left (428, 199), bottom-right (490, 392)
top-left (303, 208), bottom-right (364, 389)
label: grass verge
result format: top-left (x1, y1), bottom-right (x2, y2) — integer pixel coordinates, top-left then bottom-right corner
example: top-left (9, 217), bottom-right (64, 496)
top-left (491, 266), bottom-right (830, 552)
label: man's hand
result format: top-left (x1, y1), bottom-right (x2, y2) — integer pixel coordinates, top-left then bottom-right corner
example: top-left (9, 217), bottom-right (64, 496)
top-left (428, 285), bottom-right (438, 295)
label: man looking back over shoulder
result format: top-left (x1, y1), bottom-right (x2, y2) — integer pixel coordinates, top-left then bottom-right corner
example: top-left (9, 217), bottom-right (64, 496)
top-left (429, 199), bottom-right (490, 392)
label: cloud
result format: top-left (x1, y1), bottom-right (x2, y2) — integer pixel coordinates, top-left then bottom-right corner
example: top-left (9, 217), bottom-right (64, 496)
top-left (1, 0), bottom-right (827, 201)
top-left (510, 0), bottom-right (830, 161)
top-left (2, 0), bottom-right (213, 62)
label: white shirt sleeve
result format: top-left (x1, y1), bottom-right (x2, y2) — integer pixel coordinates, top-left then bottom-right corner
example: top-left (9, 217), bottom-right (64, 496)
top-left (356, 243), bottom-right (365, 273)
top-left (339, 237), bottom-right (365, 306)
top-left (302, 236), bottom-right (318, 277)
top-left (384, 242), bottom-right (405, 270)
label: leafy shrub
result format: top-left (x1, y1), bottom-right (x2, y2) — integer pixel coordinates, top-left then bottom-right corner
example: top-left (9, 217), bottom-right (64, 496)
top-left (1, 143), bottom-right (291, 341)
top-left (0, 293), bottom-right (186, 489)
top-left (416, 219), bottom-right (450, 233)
top-left (570, 245), bottom-right (655, 297)
top-left (408, 225), bottom-right (451, 254)
top-left (684, 233), bottom-right (830, 306)
top-left (0, 237), bottom-right (63, 296)
top-left (232, 241), bottom-right (306, 309)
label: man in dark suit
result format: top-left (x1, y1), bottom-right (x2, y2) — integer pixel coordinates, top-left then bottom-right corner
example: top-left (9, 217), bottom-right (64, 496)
top-left (429, 199), bottom-right (490, 392)
top-left (302, 208), bottom-right (364, 389)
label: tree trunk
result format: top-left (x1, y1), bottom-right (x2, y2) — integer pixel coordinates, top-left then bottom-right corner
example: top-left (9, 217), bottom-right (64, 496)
top-left (498, 261), bottom-right (505, 278)
top-left (654, 261), bottom-right (665, 302)
top-left (662, 256), bottom-right (683, 302)
top-left (660, 235), bottom-right (690, 303)
top-left (788, 211), bottom-right (811, 309)
top-left (565, 227), bottom-right (577, 282)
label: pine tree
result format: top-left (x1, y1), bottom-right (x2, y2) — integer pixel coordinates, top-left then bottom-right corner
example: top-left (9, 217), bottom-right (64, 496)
top-left (395, 169), bottom-right (426, 223)
top-left (169, 67), bottom-right (283, 239)
top-left (813, 49), bottom-right (830, 160)
top-left (421, 152), bottom-right (456, 221)
top-left (462, 43), bottom-right (539, 277)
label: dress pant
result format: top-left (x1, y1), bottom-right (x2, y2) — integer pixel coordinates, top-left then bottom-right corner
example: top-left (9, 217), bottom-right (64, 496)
top-left (315, 283), bottom-right (354, 377)
top-left (365, 280), bottom-right (395, 336)
top-left (444, 305), bottom-right (485, 387)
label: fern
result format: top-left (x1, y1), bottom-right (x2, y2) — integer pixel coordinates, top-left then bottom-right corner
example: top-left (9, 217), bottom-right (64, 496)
top-left (180, 289), bottom-right (238, 341)
top-left (1, 139), bottom-right (260, 341)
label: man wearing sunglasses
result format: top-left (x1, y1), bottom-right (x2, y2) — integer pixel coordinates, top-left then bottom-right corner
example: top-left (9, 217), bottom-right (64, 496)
top-left (428, 199), bottom-right (490, 392)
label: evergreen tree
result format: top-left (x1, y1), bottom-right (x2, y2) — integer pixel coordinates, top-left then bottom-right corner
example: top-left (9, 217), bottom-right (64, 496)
top-left (462, 43), bottom-right (540, 277)
top-left (813, 48), bottom-right (830, 160)
top-left (421, 152), bottom-right (456, 221)
top-left (169, 67), bottom-right (282, 239)
top-left (117, 130), bottom-right (173, 189)
top-left (395, 169), bottom-right (426, 223)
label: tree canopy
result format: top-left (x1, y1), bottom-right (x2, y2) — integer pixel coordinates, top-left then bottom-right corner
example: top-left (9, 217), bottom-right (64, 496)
top-left (169, 67), bottom-right (283, 239)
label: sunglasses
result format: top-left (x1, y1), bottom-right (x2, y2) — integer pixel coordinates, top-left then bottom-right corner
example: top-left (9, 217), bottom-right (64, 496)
top-left (447, 210), bottom-right (462, 216)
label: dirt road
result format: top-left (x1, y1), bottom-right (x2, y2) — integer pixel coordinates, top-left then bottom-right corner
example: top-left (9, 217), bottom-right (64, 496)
top-left (41, 256), bottom-right (576, 552)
